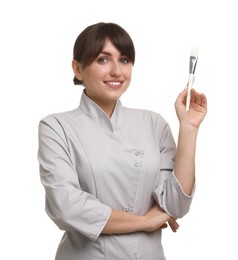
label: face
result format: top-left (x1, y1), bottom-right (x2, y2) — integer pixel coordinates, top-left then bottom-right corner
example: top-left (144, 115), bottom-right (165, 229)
top-left (73, 40), bottom-right (132, 110)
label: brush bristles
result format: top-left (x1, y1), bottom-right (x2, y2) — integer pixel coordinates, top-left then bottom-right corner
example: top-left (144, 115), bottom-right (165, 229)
top-left (190, 47), bottom-right (199, 57)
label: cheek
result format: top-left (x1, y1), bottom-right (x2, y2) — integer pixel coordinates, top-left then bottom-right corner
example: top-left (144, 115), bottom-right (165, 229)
top-left (125, 67), bottom-right (132, 80)
top-left (91, 67), bottom-right (109, 80)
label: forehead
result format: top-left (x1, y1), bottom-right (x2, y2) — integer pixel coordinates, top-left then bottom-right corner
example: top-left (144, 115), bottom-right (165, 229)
top-left (100, 40), bottom-right (122, 56)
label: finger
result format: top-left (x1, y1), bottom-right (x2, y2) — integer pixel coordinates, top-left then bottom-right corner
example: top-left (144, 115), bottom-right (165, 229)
top-left (195, 91), bottom-right (202, 106)
top-left (168, 219), bottom-right (179, 232)
top-left (175, 87), bottom-right (188, 107)
top-left (160, 223), bottom-right (168, 229)
top-left (168, 223), bottom-right (177, 232)
top-left (190, 88), bottom-right (196, 103)
top-left (201, 93), bottom-right (207, 109)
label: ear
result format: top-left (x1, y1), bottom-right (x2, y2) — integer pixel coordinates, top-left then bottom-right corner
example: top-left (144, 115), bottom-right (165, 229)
top-left (72, 60), bottom-right (83, 81)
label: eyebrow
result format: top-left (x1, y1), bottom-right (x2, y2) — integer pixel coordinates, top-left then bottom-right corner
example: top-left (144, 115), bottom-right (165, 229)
top-left (98, 51), bottom-right (128, 59)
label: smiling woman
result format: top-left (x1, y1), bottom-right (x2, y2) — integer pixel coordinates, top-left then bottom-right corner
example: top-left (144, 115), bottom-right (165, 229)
top-left (37, 22), bottom-right (207, 260)
top-left (72, 23), bottom-right (135, 117)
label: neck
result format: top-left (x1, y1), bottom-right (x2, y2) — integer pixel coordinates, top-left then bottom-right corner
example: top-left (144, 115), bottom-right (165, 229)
top-left (95, 99), bottom-right (117, 118)
top-left (84, 91), bottom-right (117, 118)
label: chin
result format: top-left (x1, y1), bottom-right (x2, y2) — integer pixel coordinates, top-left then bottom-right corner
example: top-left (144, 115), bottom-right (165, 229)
top-left (106, 91), bottom-right (124, 101)
top-left (106, 87), bottom-right (127, 98)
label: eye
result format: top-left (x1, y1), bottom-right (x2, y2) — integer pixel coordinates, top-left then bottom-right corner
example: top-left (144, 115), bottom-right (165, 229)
top-left (120, 57), bottom-right (130, 64)
top-left (97, 57), bottom-right (108, 63)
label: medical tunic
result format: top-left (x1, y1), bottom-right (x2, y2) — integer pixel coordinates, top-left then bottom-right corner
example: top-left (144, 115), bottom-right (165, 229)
top-left (38, 91), bottom-right (194, 260)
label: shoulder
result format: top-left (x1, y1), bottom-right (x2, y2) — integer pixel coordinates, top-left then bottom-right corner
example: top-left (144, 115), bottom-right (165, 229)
top-left (39, 107), bottom-right (81, 125)
top-left (38, 107), bottom-right (82, 137)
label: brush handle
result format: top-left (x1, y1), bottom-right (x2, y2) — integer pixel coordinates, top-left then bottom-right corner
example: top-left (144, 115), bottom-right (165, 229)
top-left (186, 73), bottom-right (194, 111)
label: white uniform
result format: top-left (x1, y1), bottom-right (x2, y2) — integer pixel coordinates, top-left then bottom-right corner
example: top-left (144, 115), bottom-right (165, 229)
top-left (38, 91), bottom-right (194, 260)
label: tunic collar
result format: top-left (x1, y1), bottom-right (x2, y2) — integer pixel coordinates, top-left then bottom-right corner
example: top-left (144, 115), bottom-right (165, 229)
top-left (79, 90), bottom-right (124, 134)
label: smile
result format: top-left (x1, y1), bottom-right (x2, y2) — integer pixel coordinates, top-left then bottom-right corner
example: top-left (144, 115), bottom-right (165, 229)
top-left (104, 81), bottom-right (123, 88)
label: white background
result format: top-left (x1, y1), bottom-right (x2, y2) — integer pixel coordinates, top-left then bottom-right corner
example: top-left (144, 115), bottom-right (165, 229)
top-left (1, 0), bottom-right (238, 259)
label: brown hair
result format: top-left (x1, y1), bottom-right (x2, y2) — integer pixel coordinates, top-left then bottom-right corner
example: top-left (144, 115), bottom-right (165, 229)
top-left (73, 22), bottom-right (135, 85)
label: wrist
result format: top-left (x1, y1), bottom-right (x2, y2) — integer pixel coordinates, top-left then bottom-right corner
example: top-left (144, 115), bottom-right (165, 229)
top-left (140, 212), bottom-right (168, 232)
top-left (179, 122), bottom-right (199, 130)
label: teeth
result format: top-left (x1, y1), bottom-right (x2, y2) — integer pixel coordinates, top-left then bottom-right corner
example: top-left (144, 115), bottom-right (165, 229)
top-left (108, 82), bottom-right (120, 86)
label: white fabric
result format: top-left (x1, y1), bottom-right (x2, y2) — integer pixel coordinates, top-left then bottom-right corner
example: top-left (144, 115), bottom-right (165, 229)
top-left (38, 91), bottom-right (194, 260)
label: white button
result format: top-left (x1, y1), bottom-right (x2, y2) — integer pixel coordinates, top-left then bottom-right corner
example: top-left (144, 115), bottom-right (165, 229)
top-left (135, 151), bottom-right (140, 156)
top-left (134, 163), bottom-right (139, 167)
top-left (125, 208), bottom-right (130, 212)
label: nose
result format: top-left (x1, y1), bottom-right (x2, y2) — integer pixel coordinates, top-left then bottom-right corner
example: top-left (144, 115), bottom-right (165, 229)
top-left (110, 62), bottom-right (122, 77)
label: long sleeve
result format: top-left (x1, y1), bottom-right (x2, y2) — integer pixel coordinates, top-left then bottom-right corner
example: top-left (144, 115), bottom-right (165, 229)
top-left (152, 116), bottom-right (195, 219)
top-left (38, 116), bottom-right (111, 241)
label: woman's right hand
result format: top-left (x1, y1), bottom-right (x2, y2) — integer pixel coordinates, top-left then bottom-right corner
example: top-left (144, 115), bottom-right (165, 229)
top-left (142, 205), bottom-right (179, 233)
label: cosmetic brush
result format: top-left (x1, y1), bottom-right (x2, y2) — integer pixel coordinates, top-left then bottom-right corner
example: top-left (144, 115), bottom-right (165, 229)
top-left (186, 47), bottom-right (199, 111)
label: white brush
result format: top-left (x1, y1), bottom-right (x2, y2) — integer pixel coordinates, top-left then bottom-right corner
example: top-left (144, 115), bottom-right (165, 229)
top-left (186, 47), bottom-right (199, 111)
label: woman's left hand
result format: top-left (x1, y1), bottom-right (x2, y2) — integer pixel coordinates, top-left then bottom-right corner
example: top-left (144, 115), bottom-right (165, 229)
top-left (175, 87), bottom-right (207, 128)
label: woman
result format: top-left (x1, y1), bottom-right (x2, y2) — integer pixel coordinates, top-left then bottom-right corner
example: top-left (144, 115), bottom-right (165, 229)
top-left (38, 22), bottom-right (207, 260)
